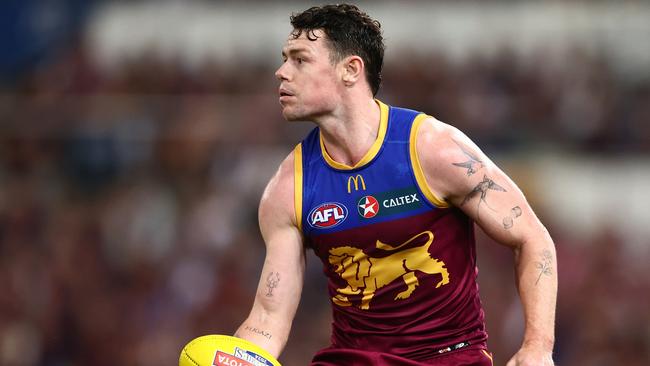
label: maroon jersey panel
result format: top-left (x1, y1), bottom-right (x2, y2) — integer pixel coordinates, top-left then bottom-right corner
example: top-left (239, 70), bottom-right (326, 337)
top-left (307, 208), bottom-right (487, 361)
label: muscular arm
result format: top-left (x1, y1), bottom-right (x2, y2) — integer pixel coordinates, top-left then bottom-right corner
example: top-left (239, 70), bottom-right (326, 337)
top-left (234, 151), bottom-right (305, 358)
top-left (416, 118), bottom-right (557, 365)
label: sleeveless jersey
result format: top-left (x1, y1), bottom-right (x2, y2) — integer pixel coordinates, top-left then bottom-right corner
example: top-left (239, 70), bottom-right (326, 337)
top-left (294, 101), bottom-right (488, 363)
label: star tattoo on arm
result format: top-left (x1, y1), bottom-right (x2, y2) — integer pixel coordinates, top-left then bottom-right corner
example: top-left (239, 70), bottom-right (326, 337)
top-left (452, 140), bottom-right (484, 176)
top-left (461, 175), bottom-right (507, 220)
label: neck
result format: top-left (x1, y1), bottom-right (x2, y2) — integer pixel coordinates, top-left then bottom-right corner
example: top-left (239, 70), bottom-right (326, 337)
top-left (316, 95), bottom-right (381, 167)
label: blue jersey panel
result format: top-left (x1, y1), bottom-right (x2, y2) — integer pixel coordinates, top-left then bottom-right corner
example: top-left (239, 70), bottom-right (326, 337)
top-left (300, 104), bottom-right (438, 238)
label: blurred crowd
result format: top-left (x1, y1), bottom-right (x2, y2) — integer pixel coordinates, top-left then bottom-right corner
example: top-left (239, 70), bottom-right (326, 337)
top-left (1, 34), bottom-right (649, 366)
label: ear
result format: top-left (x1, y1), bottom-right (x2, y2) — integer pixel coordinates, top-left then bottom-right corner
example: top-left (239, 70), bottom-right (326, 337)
top-left (340, 56), bottom-right (364, 86)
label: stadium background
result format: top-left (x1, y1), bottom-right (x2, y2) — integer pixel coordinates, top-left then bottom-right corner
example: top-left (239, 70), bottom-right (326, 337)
top-left (1, 1), bottom-right (649, 365)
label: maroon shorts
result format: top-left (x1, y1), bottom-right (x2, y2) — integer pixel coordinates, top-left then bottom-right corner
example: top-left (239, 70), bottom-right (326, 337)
top-left (310, 345), bottom-right (493, 366)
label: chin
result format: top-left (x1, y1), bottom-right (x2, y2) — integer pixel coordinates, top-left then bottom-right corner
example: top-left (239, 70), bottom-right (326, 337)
top-left (281, 107), bottom-right (306, 122)
top-left (283, 113), bottom-right (303, 122)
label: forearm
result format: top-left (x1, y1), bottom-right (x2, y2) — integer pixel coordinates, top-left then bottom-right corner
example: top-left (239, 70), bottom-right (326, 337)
top-left (235, 306), bottom-right (292, 358)
top-left (234, 254), bottom-right (303, 358)
top-left (513, 232), bottom-right (557, 351)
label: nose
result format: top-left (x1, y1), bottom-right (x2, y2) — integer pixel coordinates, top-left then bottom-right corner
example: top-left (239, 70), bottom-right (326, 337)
top-left (275, 62), bottom-right (289, 81)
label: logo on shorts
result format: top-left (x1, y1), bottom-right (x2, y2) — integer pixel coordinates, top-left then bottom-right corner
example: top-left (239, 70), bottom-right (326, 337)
top-left (357, 195), bottom-right (379, 218)
top-left (309, 202), bottom-right (348, 229)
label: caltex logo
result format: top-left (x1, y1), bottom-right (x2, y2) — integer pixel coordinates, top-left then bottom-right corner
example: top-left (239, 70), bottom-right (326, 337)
top-left (309, 202), bottom-right (348, 228)
top-left (357, 195), bottom-right (379, 218)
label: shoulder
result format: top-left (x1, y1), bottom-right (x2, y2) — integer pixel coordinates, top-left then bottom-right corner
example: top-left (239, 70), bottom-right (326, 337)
top-left (259, 146), bottom-right (299, 236)
top-left (414, 116), bottom-right (474, 175)
top-left (414, 116), bottom-right (491, 202)
top-left (415, 116), bottom-right (467, 155)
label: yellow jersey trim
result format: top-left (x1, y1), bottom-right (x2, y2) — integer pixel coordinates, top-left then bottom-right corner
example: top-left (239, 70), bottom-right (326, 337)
top-left (319, 99), bottom-right (389, 170)
top-left (293, 144), bottom-right (303, 232)
top-left (409, 114), bottom-right (450, 208)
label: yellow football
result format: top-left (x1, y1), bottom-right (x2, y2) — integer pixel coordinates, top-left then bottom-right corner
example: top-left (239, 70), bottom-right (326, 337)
top-left (179, 334), bottom-right (281, 366)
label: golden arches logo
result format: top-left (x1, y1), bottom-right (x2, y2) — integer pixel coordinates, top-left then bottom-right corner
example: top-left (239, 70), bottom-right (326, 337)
top-left (347, 175), bottom-right (366, 193)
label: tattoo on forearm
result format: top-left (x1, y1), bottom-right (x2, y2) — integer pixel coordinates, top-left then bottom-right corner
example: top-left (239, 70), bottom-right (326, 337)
top-left (244, 325), bottom-right (272, 339)
top-left (461, 175), bottom-right (507, 219)
top-left (503, 206), bottom-right (522, 229)
top-left (535, 250), bottom-right (553, 285)
top-left (452, 139), bottom-right (484, 176)
top-left (265, 272), bottom-right (280, 297)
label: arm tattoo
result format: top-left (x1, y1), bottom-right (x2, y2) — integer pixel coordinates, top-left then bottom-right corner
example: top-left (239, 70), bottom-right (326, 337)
top-left (461, 175), bottom-right (506, 205)
top-left (244, 325), bottom-right (272, 339)
top-left (535, 250), bottom-right (553, 285)
top-left (503, 206), bottom-right (522, 229)
top-left (265, 272), bottom-right (280, 297)
top-left (461, 175), bottom-right (507, 219)
top-left (452, 139), bottom-right (484, 176)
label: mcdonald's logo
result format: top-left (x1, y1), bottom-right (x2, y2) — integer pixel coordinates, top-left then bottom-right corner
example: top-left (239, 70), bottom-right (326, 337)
top-left (347, 175), bottom-right (366, 193)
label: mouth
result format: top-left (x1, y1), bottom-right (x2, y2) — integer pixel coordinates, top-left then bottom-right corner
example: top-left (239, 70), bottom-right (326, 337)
top-left (279, 88), bottom-right (294, 98)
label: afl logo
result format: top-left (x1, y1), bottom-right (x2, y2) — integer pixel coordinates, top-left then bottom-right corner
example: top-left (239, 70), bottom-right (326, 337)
top-left (309, 202), bottom-right (348, 229)
top-left (357, 195), bottom-right (379, 218)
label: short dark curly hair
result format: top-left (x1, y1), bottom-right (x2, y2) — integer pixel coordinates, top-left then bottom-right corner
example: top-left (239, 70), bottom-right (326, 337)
top-left (290, 4), bottom-right (384, 96)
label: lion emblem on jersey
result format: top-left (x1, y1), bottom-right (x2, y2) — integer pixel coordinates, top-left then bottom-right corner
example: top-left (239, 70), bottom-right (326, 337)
top-left (328, 231), bottom-right (449, 310)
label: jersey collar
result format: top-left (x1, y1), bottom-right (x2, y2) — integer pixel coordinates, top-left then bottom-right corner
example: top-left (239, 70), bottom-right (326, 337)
top-left (319, 99), bottom-right (389, 170)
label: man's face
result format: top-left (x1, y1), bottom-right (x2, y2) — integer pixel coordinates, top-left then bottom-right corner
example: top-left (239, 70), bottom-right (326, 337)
top-left (275, 29), bottom-right (342, 121)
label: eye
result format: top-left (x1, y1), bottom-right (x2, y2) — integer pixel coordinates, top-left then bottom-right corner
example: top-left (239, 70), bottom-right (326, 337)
top-left (296, 57), bottom-right (304, 64)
